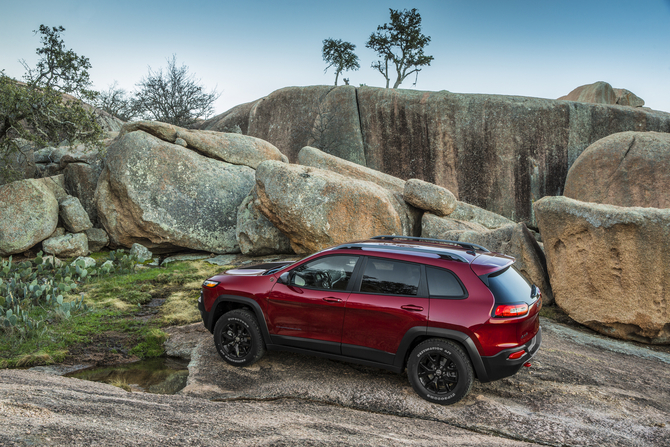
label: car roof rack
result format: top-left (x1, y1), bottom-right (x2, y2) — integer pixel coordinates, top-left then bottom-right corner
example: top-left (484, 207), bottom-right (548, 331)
top-left (370, 235), bottom-right (490, 253)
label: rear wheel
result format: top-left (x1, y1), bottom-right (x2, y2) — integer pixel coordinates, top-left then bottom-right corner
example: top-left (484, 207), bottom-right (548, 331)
top-left (407, 338), bottom-right (474, 405)
top-left (213, 309), bottom-right (266, 366)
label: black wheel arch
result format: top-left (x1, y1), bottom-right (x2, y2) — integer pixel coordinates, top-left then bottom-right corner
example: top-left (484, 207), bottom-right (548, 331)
top-left (394, 327), bottom-right (489, 382)
top-left (205, 295), bottom-right (272, 346)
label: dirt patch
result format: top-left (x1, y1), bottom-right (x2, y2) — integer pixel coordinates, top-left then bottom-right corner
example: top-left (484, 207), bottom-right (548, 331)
top-left (63, 332), bottom-right (140, 367)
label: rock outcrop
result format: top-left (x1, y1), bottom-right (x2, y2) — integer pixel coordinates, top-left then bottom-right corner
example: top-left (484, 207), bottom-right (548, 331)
top-left (236, 192), bottom-right (293, 256)
top-left (95, 129), bottom-right (255, 253)
top-left (255, 161), bottom-right (405, 254)
top-left (0, 179), bottom-right (59, 256)
top-left (534, 196), bottom-right (670, 344)
top-left (558, 81), bottom-right (618, 105)
top-left (197, 86), bottom-right (670, 226)
top-left (564, 131), bottom-right (670, 208)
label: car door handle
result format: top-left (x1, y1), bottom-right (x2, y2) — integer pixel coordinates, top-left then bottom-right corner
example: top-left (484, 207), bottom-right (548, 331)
top-left (323, 297), bottom-right (342, 303)
top-left (401, 305), bottom-right (424, 312)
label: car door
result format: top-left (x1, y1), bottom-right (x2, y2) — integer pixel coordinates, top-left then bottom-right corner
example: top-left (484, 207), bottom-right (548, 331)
top-left (341, 257), bottom-right (429, 364)
top-left (267, 254), bottom-right (361, 354)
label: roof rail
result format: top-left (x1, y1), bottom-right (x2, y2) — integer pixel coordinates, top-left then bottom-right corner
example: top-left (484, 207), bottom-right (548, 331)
top-left (370, 235), bottom-right (490, 253)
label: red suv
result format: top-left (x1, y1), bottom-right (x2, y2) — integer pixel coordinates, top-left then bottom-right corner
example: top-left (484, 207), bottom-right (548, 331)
top-left (199, 236), bottom-right (542, 405)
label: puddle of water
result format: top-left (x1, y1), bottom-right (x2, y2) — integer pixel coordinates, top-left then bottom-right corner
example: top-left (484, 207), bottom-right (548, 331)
top-left (65, 357), bottom-right (189, 394)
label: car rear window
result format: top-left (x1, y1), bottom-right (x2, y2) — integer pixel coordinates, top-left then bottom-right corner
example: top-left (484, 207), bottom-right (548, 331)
top-left (426, 267), bottom-right (467, 299)
top-left (487, 266), bottom-right (532, 304)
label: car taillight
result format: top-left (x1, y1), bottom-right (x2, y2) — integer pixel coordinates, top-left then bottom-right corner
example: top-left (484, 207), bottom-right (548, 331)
top-left (494, 303), bottom-right (529, 317)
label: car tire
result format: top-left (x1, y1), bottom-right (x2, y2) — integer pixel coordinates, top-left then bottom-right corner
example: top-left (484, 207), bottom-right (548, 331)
top-left (213, 309), bottom-right (266, 367)
top-left (407, 338), bottom-right (474, 405)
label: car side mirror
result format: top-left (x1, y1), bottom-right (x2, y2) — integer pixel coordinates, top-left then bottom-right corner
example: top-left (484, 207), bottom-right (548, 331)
top-left (278, 271), bottom-right (290, 285)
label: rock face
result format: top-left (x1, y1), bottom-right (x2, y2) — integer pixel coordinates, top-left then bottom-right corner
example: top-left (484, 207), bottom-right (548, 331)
top-left (255, 161), bottom-right (404, 254)
top-left (63, 161), bottom-right (103, 225)
top-left (403, 179), bottom-right (457, 216)
top-left (534, 196), bottom-right (670, 343)
top-left (298, 146), bottom-right (420, 236)
top-left (236, 192), bottom-right (293, 256)
top-left (59, 196), bottom-right (93, 233)
top-left (0, 179), bottom-right (59, 256)
top-left (422, 222), bottom-right (553, 305)
top-left (121, 121), bottom-right (287, 169)
top-left (564, 131), bottom-right (670, 208)
top-left (197, 86), bottom-right (670, 225)
top-left (95, 129), bottom-right (255, 253)
top-left (42, 233), bottom-right (89, 257)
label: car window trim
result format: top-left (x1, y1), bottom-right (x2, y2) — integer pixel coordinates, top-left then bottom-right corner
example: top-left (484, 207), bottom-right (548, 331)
top-left (424, 265), bottom-right (469, 300)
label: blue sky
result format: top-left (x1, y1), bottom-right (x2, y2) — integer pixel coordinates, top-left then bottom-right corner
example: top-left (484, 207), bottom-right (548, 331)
top-left (2, 0), bottom-right (669, 115)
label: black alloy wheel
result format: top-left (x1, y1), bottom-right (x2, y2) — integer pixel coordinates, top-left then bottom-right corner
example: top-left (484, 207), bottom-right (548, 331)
top-left (407, 338), bottom-right (474, 405)
top-left (417, 352), bottom-right (459, 394)
top-left (213, 309), bottom-right (266, 366)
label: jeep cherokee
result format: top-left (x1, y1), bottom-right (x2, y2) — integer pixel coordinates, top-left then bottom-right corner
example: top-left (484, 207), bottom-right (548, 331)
top-left (198, 236), bottom-right (542, 405)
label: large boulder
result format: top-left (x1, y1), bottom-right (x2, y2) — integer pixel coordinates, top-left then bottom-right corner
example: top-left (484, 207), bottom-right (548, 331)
top-left (298, 146), bottom-right (420, 236)
top-left (422, 222), bottom-right (553, 305)
top-left (564, 131), bottom-right (670, 208)
top-left (0, 178), bottom-right (59, 256)
top-left (255, 161), bottom-right (405, 254)
top-left (534, 196), bottom-right (670, 344)
top-left (95, 129), bottom-right (255, 253)
top-left (199, 86), bottom-right (670, 226)
top-left (236, 192), bottom-right (293, 256)
top-left (558, 81), bottom-right (617, 105)
top-left (403, 179), bottom-right (457, 216)
top-left (121, 121), bottom-right (287, 169)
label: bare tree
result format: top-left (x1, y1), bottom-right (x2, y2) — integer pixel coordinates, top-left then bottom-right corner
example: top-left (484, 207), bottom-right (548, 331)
top-left (322, 38), bottom-right (360, 86)
top-left (366, 8), bottom-right (434, 89)
top-left (133, 55), bottom-right (220, 127)
top-left (95, 82), bottom-right (136, 122)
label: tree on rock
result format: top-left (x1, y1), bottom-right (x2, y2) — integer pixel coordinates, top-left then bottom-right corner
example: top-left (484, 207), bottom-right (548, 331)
top-left (95, 81), bottom-right (137, 122)
top-left (0, 25), bottom-right (103, 184)
top-left (366, 8), bottom-right (434, 89)
top-left (322, 38), bottom-right (360, 86)
top-left (133, 55), bottom-right (220, 127)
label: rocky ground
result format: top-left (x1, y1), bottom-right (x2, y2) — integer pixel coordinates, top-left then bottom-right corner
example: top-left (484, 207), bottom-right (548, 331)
top-left (1, 318), bottom-right (669, 446)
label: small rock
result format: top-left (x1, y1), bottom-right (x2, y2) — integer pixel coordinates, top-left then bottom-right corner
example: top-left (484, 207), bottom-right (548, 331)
top-left (130, 243), bottom-right (153, 263)
top-left (59, 196), bottom-right (93, 233)
top-left (161, 254), bottom-right (210, 265)
top-left (403, 179), bottom-right (457, 216)
top-left (206, 255), bottom-right (237, 266)
top-left (85, 228), bottom-right (109, 252)
top-left (42, 233), bottom-right (89, 257)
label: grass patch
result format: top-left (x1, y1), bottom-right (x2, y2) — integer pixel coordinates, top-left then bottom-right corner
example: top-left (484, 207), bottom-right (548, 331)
top-left (1, 258), bottom-right (226, 369)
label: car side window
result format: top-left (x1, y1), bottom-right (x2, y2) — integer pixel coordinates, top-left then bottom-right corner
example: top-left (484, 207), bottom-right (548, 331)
top-left (360, 259), bottom-right (421, 296)
top-left (426, 267), bottom-right (467, 299)
top-left (291, 255), bottom-right (360, 291)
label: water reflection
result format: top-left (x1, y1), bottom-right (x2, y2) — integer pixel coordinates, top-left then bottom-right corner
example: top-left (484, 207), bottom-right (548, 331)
top-left (66, 357), bottom-right (189, 394)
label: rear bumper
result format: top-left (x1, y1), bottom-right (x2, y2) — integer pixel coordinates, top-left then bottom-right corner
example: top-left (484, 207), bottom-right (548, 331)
top-left (479, 326), bottom-right (542, 382)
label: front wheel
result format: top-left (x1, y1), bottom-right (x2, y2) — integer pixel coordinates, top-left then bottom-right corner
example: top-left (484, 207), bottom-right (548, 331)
top-left (407, 339), bottom-right (474, 405)
top-left (213, 309), bottom-right (266, 366)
